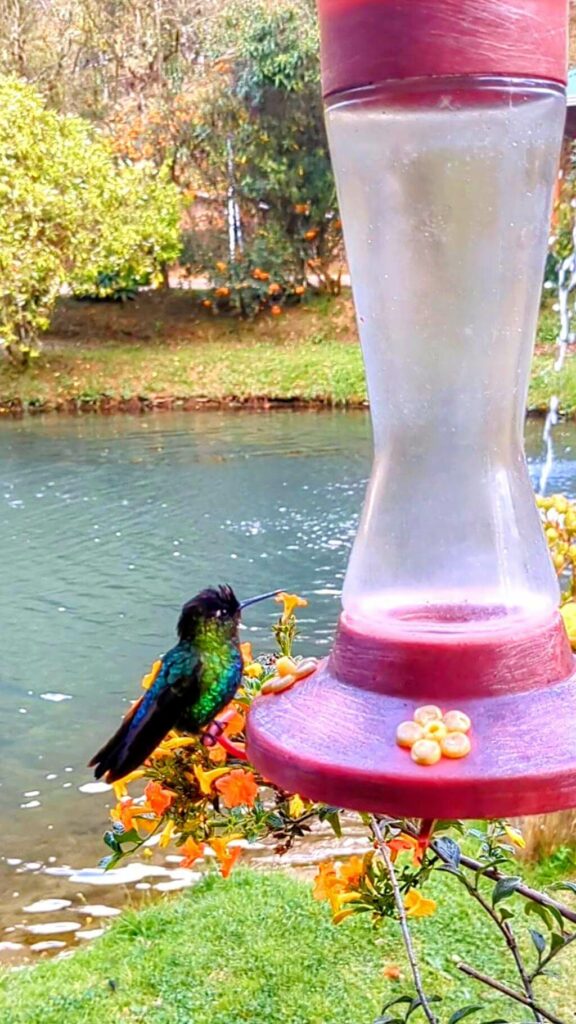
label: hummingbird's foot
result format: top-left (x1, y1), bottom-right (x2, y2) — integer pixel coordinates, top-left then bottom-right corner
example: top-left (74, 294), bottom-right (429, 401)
top-left (201, 718), bottom-right (226, 748)
top-left (201, 711), bottom-right (248, 761)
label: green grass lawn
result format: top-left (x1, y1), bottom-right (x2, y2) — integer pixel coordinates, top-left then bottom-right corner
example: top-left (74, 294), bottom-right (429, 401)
top-left (0, 335), bottom-right (367, 408)
top-left (1, 867), bottom-right (575, 1024)
top-left (0, 292), bottom-right (572, 413)
top-left (530, 352), bottom-right (576, 415)
top-left (0, 293), bottom-right (367, 410)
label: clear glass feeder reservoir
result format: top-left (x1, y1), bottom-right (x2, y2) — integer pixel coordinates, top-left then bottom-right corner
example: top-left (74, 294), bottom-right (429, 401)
top-left (331, 77), bottom-right (564, 650)
top-left (247, 0), bottom-right (576, 819)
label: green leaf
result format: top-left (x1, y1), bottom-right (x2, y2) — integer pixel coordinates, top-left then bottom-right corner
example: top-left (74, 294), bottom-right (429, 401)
top-left (380, 996), bottom-right (413, 1013)
top-left (406, 996), bottom-right (442, 1019)
top-left (492, 876), bottom-right (521, 906)
top-left (550, 880), bottom-right (576, 895)
top-left (529, 929), bottom-right (546, 956)
top-left (319, 804), bottom-right (343, 818)
top-left (267, 813), bottom-right (284, 830)
top-left (547, 905), bottom-right (565, 930)
top-left (434, 837), bottom-right (461, 869)
top-left (550, 931), bottom-right (566, 955)
top-left (436, 819), bottom-right (465, 835)
top-left (321, 809), bottom-right (342, 838)
top-left (524, 901), bottom-right (553, 930)
top-left (117, 828), bottom-right (141, 846)
top-left (103, 830), bottom-right (121, 853)
top-left (499, 907), bottom-right (515, 922)
top-left (448, 1007), bottom-right (483, 1024)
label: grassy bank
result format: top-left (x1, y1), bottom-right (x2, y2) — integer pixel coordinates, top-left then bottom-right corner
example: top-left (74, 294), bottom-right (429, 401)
top-left (0, 291), bottom-right (571, 415)
top-left (0, 292), bottom-right (366, 413)
top-left (1, 866), bottom-right (575, 1024)
top-left (530, 352), bottom-right (576, 416)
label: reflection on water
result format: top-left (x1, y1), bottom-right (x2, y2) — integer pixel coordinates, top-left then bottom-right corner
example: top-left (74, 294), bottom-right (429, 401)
top-left (0, 410), bottom-right (572, 960)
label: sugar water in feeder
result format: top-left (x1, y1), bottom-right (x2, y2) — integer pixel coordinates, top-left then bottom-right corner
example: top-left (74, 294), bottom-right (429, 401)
top-left (247, 0), bottom-right (576, 820)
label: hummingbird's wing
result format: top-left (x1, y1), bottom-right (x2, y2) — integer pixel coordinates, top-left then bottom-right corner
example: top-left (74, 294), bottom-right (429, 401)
top-left (88, 646), bottom-right (200, 783)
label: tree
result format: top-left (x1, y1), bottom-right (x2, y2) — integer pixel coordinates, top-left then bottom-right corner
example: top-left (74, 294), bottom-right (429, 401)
top-left (0, 0), bottom-right (213, 117)
top-left (111, 0), bottom-right (343, 314)
top-left (0, 76), bottom-right (181, 364)
top-left (0, 1), bottom-right (341, 317)
top-left (70, 162), bottom-right (182, 300)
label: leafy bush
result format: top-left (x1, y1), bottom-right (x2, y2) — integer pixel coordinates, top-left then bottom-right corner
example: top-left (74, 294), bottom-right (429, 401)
top-left (70, 164), bottom-right (182, 302)
top-left (0, 76), bottom-right (181, 363)
top-left (0, 78), bottom-right (95, 363)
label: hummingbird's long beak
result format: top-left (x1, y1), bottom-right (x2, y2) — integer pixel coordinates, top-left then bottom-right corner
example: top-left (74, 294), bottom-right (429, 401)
top-left (239, 589), bottom-right (281, 610)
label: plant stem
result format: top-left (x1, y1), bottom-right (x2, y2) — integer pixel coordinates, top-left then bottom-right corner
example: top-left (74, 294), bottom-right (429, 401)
top-left (458, 962), bottom-right (565, 1024)
top-left (370, 815), bottom-right (439, 1024)
top-left (457, 874), bottom-right (542, 1024)
top-left (397, 820), bottom-right (576, 927)
top-left (453, 854), bottom-right (576, 926)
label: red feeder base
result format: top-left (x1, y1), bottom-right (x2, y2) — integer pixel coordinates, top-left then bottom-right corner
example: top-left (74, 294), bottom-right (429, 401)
top-left (247, 608), bottom-right (576, 819)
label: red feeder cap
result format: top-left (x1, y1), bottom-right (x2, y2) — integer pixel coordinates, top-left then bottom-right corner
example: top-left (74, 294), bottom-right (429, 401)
top-left (317, 0), bottom-right (568, 97)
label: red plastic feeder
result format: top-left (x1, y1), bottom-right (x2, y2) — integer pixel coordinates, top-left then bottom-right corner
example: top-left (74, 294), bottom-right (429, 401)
top-left (247, 0), bottom-right (576, 819)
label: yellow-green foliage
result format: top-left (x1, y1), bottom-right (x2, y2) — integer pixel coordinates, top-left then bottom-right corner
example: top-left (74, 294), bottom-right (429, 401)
top-left (0, 77), bottom-right (181, 364)
top-left (70, 162), bottom-right (182, 302)
top-left (538, 492), bottom-right (576, 604)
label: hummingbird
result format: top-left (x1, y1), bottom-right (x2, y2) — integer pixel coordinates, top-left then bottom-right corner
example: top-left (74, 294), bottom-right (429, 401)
top-left (88, 585), bottom-right (278, 783)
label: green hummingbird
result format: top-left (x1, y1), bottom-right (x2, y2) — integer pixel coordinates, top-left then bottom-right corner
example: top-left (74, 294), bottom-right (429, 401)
top-left (88, 585), bottom-right (278, 783)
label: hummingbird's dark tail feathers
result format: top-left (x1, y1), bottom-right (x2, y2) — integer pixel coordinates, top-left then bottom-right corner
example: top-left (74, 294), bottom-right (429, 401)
top-left (88, 688), bottom-right (182, 783)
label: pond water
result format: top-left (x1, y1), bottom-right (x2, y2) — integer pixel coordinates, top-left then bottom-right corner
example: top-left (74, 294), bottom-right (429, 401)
top-left (0, 409), bottom-right (573, 959)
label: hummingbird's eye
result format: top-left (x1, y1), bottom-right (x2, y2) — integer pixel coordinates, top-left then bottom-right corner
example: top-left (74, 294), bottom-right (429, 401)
top-left (215, 608), bottom-right (222, 618)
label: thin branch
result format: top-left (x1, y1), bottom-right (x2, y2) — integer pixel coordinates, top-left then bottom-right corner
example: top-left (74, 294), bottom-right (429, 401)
top-left (371, 818), bottom-right (572, 1024)
top-left (456, 874), bottom-right (542, 1024)
top-left (457, 962), bottom-right (565, 1024)
top-left (370, 815), bottom-right (439, 1024)
top-left (397, 820), bottom-right (576, 927)
top-left (503, 918), bottom-right (542, 1022)
top-left (453, 854), bottom-right (576, 927)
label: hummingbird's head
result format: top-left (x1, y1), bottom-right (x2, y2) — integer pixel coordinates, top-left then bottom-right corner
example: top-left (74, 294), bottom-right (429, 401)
top-left (177, 585), bottom-right (280, 642)
top-left (178, 585), bottom-right (240, 641)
